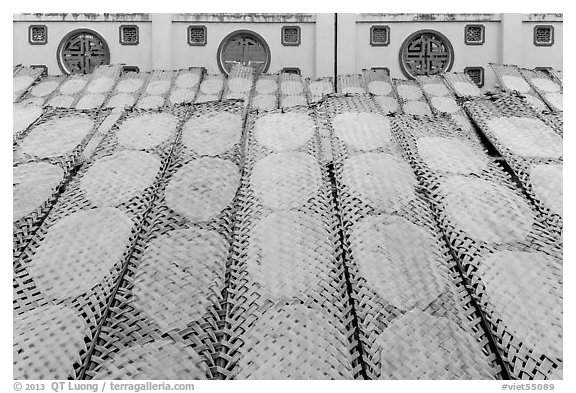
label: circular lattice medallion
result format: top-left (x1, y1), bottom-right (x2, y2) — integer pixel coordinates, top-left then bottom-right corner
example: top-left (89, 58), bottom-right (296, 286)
top-left (217, 30), bottom-right (270, 75)
top-left (57, 29), bottom-right (110, 75)
top-left (399, 30), bottom-right (454, 79)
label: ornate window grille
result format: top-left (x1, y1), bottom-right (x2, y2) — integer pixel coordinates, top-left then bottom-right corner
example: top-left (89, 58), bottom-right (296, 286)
top-left (534, 25), bottom-right (554, 46)
top-left (399, 30), bottom-right (454, 79)
top-left (464, 66), bottom-right (485, 87)
top-left (29, 25), bottom-right (47, 45)
top-left (465, 25), bottom-right (485, 45)
top-left (188, 26), bottom-right (207, 46)
top-left (282, 26), bottom-right (301, 46)
top-left (119, 25), bottom-right (139, 45)
top-left (370, 26), bottom-right (390, 46)
top-left (57, 29), bottom-right (110, 74)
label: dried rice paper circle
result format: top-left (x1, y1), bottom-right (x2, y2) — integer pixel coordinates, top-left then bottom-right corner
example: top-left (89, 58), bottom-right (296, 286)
top-left (182, 112), bottom-right (242, 155)
top-left (59, 78), bottom-right (87, 95)
top-left (31, 80), bottom-right (60, 97)
top-left (368, 81), bottom-right (392, 96)
top-left (255, 79), bottom-right (278, 94)
top-left (75, 93), bottom-right (106, 110)
top-left (417, 136), bottom-right (488, 174)
top-left (47, 95), bottom-right (74, 108)
top-left (281, 95), bottom-right (307, 108)
top-left (138, 95), bottom-right (165, 110)
top-left (254, 112), bottom-right (315, 151)
top-left (251, 152), bottom-right (322, 210)
top-left (117, 113), bottom-right (178, 150)
top-left (13, 103), bottom-right (43, 134)
top-left (281, 80), bottom-right (304, 95)
top-left (200, 78), bottom-right (224, 95)
top-left (20, 115), bottom-right (93, 158)
top-left (396, 84), bottom-right (423, 100)
top-left (375, 96), bottom-right (399, 114)
top-left (452, 81), bottom-right (481, 97)
top-left (13, 163), bottom-right (64, 222)
top-left (531, 78), bottom-right (560, 93)
top-left (165, 158), bottom-right (240, 222)
top-left (80, 151), bottom-right (161, 207)
top-left (530, 164), bottom-right (562, 216)
top-left (107, 93), bottom-right (135, 109)
top-left (477, 251), bottom-right (562, 358)
top-left (422, 83), bottom-right (450, 97)
top-left (228, 77), bottom-right (253, 93)
top-left (92, 341), bottom-right (207, 380)
top-left (376, 309), bottom-right (494, 379)
top-left (403, 100), bottom-right (432, 116)
top-left (29, 207), bottom-right (134, 299)
top-left (195, 94), bottom-right (220, 103)
top-left (525, 95), bottom-right (548, 112)
top-left (133, 228), bottom-right (228, 332)
top-left (236, 305), bottom-right (354, 379)
top-left (544, 92), bottom-right (563, 111)
top-left (246, 211), bottom-right (332, 298)
top-left (342, 153), bottom-right (416, 212)
top-left (169, 88), bottom-right (196, 104)
top-left (146, 80), bottom-right (171, 96)
top-left (342, 86), bottom-right (365, 95)
top-left (333, 112), bottom-right (392, 151)
top-left (115, 78), bottom-right (144, 93)
top-left (439, 176), bottom-right (534, 243)
top-left (351, 215), bottom-right (445, 309)
top-left (87, 77), bottom-right (115, 94)
top-left (487, 117), bottom-right (562, 158)
top-left (501, 75), bottom-right (530, 93)
top-left (308, 81), bottom-right (333, 96)
top-left (13, 75), bottom-right (35, 92)
top-left (175, 73), bottom-right (200, 88)
top-left (14, 305), bottom-right (87, 380)
top-left (430, 96), bottom-right (459, 114)
top-left (252, 94), bottom-right (277, 111)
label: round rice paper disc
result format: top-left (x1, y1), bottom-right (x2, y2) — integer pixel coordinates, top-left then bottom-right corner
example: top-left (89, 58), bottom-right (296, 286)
top-left (165, 158), bottom-right (240, 222)
top-left (255, 79), bottom-right (277, 94)
top-left (487, 117), bottom-right (562, 158)
top-left (246, 211), bottom-right (332, 298)
top-left (254, 112), bottom-right (315, 151)
top-left (530, 78), bottom-right (560, 93)
top-left (396, 84), bottom-right (423, 100)
top-left (92, 341), bottom-right (207, 380)
top-left (252, 94), bottom-right (277, 111)
top-left (477, 250), bottom-right (562, 358)
top-left (333, 112), bottom-right (392, 151)
top-left (31, 80), bottom-right (60, 97)
top-left (13, 103), bottom-right (43, 134)
top-left (281, 95), bottom-right (307, 108)
top-left (501, 75), bottom-right (531, 93)
top-left (452, 81), bottom-right (481, 97)
top-left (451, 114), bottom-right (472, 131)
top-left (107, 93), bottom-right (135, 109)
top-left (530, 164), bottom-right (562, 216)
top-left (430, 96), bottom-right (459, 114)
top-left (403, 100), bottom-right (432, 116)
top-left (544, 92), bottom-right (563, 111)
top-left (59, 78), bottom-right (87, 95)
top-left (200, 78), bottom-right (224, 95)
top-left (175, 73), bottom-right (200, 89)
top-left (87, 77), bottom-right (115, 94)
top-left (117, 113), bottom-right (178, 150)
top-left (29, 207), bottom-right (134, 300)
top-left (342, 153), bottom-right (416, 212)
top-left (236, 305), bottom-right (354, 379)
top-left (20, 115), bottom-right (93, 158)
top-left (375, 96), bottom-right (399, 114)
top-left (525, 95), bottom-right (548, 112)
top-left (13, 305), bottom-right (87, 380)
top-left (47, 95), bottom-right (74, 108)
top-left (182, 112), bottom-right (242, 156)
top-left (281, 80), bottom-right (304, 95)
top-left (417, 136), bottom-right (488, 174)
top-left (115, 78), bottom-right (144, 94)
top-left (80, 151), bottom-right (161, 207)
top-left (146, 80), bottom-right (171, 96)
top-left (350, 215), bottom-right (445, 309)
top-left (422, 83), bottom-right (450, 97)
top-left (195, 94), bottom-right (220, 103)
top-left (138, 95), bottom-right (165, 110)
top-left (13, 162), bottom-right (64, 222)
top-left (228, 77), bottom-right (253, 93)
top-left (368, 81), bottom-right (392, 96)
top-left (169, 88), bottom-right (195, 104)
top-left (251, 152), bottom-right (322, 210)
top-left (439, 176), bottom-right (534, 243)
top-left (308, 81), bottom-right (333, 96)
top-left (75, 93), bottom-right (106, 110)
top-left (341, 86), bottom-right (365, 95)
top-left (13, 75), bottom-right (34, 92)
top-left (376, 309), bottom-right (494, 379)
top-left (133, 228), bottom-right (228, 332)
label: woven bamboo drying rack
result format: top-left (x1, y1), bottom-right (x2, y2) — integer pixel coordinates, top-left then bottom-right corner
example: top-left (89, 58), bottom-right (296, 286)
top-left (539, 112), bottom-right (563, 137)
top-left (12, 103), bottom-right (46, 143)
top-left (362, 69), bottom-right (401, 115)
top-left (222, 64), bottom-right (254, 109)
top-left (305, 76), bottom-right (334, 105)
top-left (518, 67), bottom-right (563, 113)
top-left (221, 106), bottom-right (361, 379)
top-left (442, 72), bottom-right (483, 99)
top-left (463, 93), bottom-right (563, 234)
top-left (392, 78), bottom-right (432, 117)
top-left (489, 64), bottom-right (549, 111)
top-left (196, 74), bottom-right (225, 103)
top-left (279, 72), bottom-right (309, 109)
top-left (44, 73), bottom-right (93, 109)
top-left (336, 73), bottom-right (368, 95)
top-left (71, 64), bottom-right (123, 111)
top-left (17, 74), bottom-right (67, 107)
top-left (165, 67), bottom-right (205, 106)
top-left (103, 70), bottom-right (149, 112)
top-left (250, 73), bottom-right (279, 113)
top-left (392, 113), bottom-right (563, 380)
top-left (135, 69), bottom-right (175, 110)
top-left (317, 95), bottom-right (503, 380)
top-left (547, 68), bottom-right (563, 88)
top-left (13, 66), bottom-right (44, 102)
top-left (13, 105), bottom-right (189, 379)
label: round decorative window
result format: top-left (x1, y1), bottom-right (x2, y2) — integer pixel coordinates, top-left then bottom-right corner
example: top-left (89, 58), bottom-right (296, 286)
top-left (217, 30), bottom-right (271, 75)
top-left (399, 30), bottom-right (454, 79)
top-left (57, 29), bottom-right (110, 75)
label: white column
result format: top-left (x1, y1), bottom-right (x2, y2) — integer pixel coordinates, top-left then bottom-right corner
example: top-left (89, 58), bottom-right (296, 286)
top-left (501, 13), bottom-right (523, 65)
top-left (314, 13), bottom-right (335, 78)
top-left (336, 13), bottom-right (357, 75)
top-left (151, 13), bottom-right (172, 70)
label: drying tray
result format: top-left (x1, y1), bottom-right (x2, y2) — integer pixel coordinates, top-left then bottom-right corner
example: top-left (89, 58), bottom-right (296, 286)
top-left (362, 69), bottom-right (401, 115)
top-left (305, 76), bottom-right (334, 104)
top-left (250, 73), bottom-right (279, 113)
top-left (103, 70), bottom-right (149, 112)
top-left (489, 63), bottom-right (549, 112)
top-left (196, 74), bottom-right (225, 104)
top-left (518, 67), bottom-right (563, 113)
top-left (442, 72), bottom-right (483, 99)
top-left (165, 67), bottom-right (205, 106)
top-left (279, 72), bottom-right (309, 109)
top-left (336, 73), bottom-right (368, 95)
top-left (17, 74), bottom-right (68, 107)
top-left (135, 69), bottom-right (176, 110)
top-left (392, 78), bottom-right (432, 117)
top-left (13, 66), bottom-right (44, 102)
